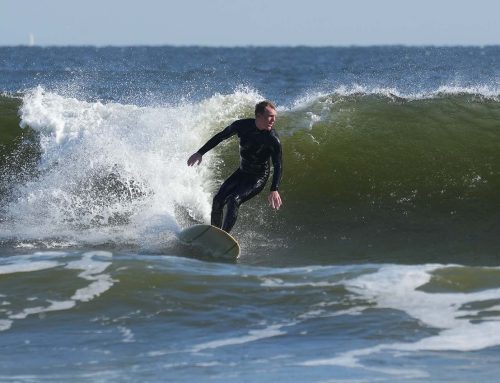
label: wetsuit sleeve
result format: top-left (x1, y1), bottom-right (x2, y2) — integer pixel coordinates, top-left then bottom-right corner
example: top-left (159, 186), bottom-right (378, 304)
top-left (196, 123), bottom-right (238, 155)
top-left (270, 136), bottom-right (283, 192)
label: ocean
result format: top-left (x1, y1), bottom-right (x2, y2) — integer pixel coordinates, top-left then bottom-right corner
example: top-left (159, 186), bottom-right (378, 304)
top-left (1, 46), bottom-right (500, 382)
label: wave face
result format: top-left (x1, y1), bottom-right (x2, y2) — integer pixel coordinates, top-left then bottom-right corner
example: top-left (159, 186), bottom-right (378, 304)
top-left (1, 89), bottom-right (500, 264)
top-left (259, 92), bottom-right (500, 264)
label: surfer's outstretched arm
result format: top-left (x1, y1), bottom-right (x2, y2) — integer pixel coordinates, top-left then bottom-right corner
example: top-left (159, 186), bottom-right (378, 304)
top-left (187, 124), bottom-right (238, 167)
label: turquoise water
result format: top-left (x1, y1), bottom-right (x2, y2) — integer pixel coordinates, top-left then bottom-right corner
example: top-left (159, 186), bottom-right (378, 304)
top-left (1, 46), bottom-right (500, 381)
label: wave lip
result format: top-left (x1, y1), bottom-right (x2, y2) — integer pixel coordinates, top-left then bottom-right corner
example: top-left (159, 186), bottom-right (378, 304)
top-left (292, 83), bottom-right (500, 107)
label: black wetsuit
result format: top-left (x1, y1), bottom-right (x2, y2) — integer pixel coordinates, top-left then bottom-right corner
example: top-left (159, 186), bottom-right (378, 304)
top-left (197, 118), bottom-right (283, 232)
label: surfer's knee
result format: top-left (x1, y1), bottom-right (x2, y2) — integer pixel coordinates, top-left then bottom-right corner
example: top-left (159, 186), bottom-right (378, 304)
top-left (226, 195), bottom-right (242, 208)
top-left (212, 194), bottom-right (225, 209)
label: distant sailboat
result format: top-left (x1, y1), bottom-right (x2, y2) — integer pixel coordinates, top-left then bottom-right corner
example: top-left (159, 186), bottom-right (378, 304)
top-left (29, 33), bottom-right (35, 46)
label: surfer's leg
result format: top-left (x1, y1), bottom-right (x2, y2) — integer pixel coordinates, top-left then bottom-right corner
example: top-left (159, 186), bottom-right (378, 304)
top-left (211, 170), bottom-right (241, 228)
top-left (222, 172), bottom-right (268, 232)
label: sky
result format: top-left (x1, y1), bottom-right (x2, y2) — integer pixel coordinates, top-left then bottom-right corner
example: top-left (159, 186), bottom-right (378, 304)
top-left (1, 0), bottom-right (499, 46)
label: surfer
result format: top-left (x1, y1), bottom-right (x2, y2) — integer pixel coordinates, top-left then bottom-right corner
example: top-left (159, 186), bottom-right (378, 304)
top-left (187, 101), bottom-right (283, 233)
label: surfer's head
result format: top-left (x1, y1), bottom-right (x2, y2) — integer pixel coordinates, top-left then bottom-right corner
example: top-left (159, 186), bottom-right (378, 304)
top-left (255, 101), bottom-right (277, 131)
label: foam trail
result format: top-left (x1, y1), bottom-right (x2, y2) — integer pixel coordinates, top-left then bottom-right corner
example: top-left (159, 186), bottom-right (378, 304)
top-left (0, 320), bottom-right (12, 331)
top-left (300, 265), bottom-right (500, 373)
top-left (67, 251), bottom-right (114, 302)
top-left (0, 261), bottom-right (60, 275)
top-left (0, 251), bottom-right (117, 331)
top-left (191, 324), bottom-right (287, 353)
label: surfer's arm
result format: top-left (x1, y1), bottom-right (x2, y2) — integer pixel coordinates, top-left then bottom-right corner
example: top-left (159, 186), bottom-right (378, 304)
top-left (187, 124), bottom-right (238, 166)
top-left (268, 136), bottom-right (283, 210)
top-left (197, 124), bottom-right (238, 155)
top-left (270, 136), bottom-right (283, 192)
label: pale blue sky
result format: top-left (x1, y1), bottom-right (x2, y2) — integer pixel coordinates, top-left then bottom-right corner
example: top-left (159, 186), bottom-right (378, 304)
top-left (1, 0), bottom-right (499, 46)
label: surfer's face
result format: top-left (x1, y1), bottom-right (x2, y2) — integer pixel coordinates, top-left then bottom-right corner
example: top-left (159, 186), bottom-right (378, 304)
top-left (256, 106), bottom-right (277, 131)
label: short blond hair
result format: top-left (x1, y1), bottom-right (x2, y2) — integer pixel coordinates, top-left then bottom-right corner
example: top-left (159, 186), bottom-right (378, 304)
top-left (255, 101), bottom-right (276, 116)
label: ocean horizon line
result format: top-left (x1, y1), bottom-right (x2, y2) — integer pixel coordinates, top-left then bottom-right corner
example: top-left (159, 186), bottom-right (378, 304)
top-left (1, 43), bottom-right (499, 49)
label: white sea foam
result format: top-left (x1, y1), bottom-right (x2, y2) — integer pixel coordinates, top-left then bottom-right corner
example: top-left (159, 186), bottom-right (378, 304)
top-left (118, 326), bottom-right (135, 343)
top-left (0, 320), bottom-right (12, 331)
top-left (0, 251), bottom-right (115, 331)
top-left (259, 276), bottom-right (342, 288)
top-left (9, 300), bottom-right (75, 320)
top-left (0, 260), bottom-right (60, 275)
top-left (3, 87), bottom-right (262, 245)
top-left (71, 276), bottom-right (114, 303)
top-left (67, 251), bottom-right (114, 302)
top-left (301, 264), bottom-right (500, 374)
top-left (191, 323), bottom-right (290, 353)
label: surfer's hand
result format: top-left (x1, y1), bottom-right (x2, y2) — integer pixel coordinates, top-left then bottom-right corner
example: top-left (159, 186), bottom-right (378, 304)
top-left (187, 152), bottom-right (203, 166)
top-left (268, 191), bottom-right (282, 210)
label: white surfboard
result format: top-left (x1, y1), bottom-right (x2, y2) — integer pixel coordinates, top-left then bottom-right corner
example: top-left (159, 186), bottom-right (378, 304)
top-left (177, 224), bottom-right (240, 260)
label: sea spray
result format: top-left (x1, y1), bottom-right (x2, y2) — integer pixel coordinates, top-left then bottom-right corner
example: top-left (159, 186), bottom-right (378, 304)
top-left (2, 87), bottom-right (262, 244)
